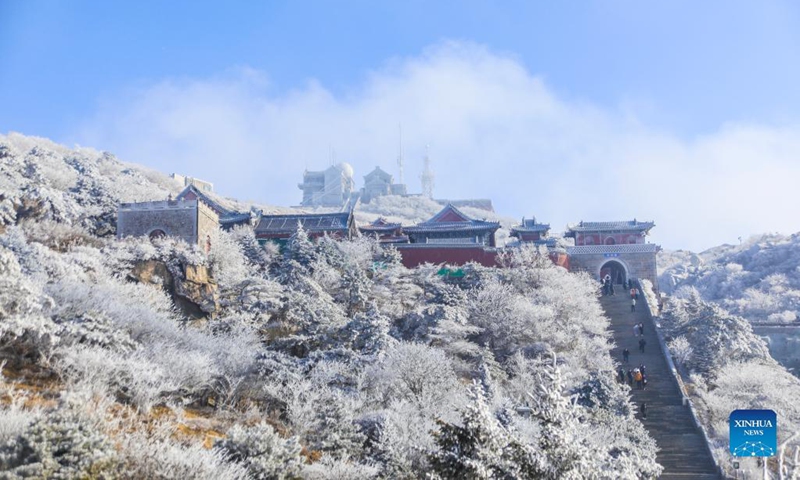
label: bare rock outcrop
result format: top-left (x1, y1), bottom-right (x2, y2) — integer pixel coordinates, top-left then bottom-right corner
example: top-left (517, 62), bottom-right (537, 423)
top-left (129, 260), bottom-right (219, 319)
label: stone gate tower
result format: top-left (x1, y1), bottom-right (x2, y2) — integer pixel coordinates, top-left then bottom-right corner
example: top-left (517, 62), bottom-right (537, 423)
top-left (117, 198), bottom-right (219, 248)
top-left (565, 220), bottom-right (659, 290)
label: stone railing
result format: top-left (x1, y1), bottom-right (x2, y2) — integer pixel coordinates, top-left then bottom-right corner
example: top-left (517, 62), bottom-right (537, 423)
top-left (635, 279), bottom-right (724, 478)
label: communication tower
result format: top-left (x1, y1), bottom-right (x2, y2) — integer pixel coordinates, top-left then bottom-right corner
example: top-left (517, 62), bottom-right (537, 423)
top-left (420, 145), bottom-right (435, 199)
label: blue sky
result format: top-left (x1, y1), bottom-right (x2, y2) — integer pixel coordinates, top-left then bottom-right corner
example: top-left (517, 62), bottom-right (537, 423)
top-left (3, 1), bottom-right (800, 250)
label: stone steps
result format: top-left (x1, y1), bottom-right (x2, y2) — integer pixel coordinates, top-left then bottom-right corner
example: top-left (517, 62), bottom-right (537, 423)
top-left (601, 291), bottom-right (721, 479)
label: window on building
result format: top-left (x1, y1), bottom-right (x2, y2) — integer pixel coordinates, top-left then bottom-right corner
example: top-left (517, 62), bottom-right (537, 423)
top-left (605, 237), bottom-right (616, 245)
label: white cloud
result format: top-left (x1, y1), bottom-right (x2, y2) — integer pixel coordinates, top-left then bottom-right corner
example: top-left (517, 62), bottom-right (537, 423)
top-left (76, 41), bottom-right (800, 251)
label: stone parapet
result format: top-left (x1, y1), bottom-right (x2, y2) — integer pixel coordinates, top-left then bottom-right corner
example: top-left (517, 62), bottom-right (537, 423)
top-left (567, 243), bottom-right (659, 255)
top-left (119, 199), bottom-right (198, 211)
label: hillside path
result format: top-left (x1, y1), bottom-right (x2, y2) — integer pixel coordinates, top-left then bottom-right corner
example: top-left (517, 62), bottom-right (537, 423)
top-left (601, 289), bottom-right (721, 480)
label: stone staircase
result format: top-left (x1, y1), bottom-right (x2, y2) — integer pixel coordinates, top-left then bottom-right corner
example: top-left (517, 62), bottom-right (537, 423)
top-left (601, 289), bottom-right (721, 479)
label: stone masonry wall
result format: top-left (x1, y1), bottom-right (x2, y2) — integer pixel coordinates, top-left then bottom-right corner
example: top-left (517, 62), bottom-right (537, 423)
top-left (569, 251), bottom-right (659, 291)
top-left (118, 199), bottom-right (202, 245)
top-left (196, 201), bottom-right (220, 248)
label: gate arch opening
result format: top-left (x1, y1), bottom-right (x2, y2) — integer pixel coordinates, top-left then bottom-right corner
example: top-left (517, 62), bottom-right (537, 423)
top-left (149, 229), bottom-right (167, 241)
top-left (599, 260), bottom-right (627, 285)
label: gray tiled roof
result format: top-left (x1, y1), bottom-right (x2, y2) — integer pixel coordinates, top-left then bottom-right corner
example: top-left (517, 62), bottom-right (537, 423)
top-left (360, 217), bottom-right (402, 231)
top-left (405, 221), bottom-right (500, 233)
top-left (566, 220), bottom-right (655, 233)
top-left (407, 204), bottom-right (500, 233)
top-left (511, 224), bottom-right (550, 233)
top-left (219, 212), bottom-right (253, 225)
top-left (176, 185), bottom-right (243, 220)
top-left (255, 212), bottom-right (352, 234)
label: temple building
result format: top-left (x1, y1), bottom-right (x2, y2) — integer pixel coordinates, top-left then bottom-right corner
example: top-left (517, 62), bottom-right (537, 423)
top-left (358, 217), bottom-right (407, 244)
top-left (175, 185), bottom-right (253, 230)
top-left (298, 163), bottom-right (355, 207)
top-left (394, 204), bottom-right (501, 267)
top-left (565, 220), bottom-right (659, 288)
top-left (254, 211), bottom-right (356, 246)
top-left (510, 217), bottom-right (550, 244)
top-left (361, 167), bottom-right (408, 203)
top-left (117, 185), bottom-right (253, 250)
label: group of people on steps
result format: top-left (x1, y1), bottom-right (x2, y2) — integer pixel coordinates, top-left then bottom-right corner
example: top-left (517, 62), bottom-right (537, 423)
top-left (608, 278), bottom-right (648, 420)
top-left (602, 275), bottom-right (641, 305)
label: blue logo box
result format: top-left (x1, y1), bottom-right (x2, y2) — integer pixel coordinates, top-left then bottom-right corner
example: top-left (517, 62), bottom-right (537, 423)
top-left (729, 409), bottom-right (777, 457)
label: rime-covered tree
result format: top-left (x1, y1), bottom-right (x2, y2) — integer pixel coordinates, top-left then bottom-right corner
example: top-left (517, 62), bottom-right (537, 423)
top-left (214, 422), bottom-right (303, 479)
top-left (427, 381), bottom-right (544, 479)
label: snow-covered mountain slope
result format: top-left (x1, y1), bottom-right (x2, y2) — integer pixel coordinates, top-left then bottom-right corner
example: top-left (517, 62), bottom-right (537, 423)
top-left (659, 233), bottom-right (800, 324)
top-left (0, 133), bottom-right (183, 236)
top-left (0, 132), bottom-right (663, 478)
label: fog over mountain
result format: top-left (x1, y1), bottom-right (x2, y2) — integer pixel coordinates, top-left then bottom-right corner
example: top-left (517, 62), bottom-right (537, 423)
top-left (71, 42), bottom-right (800, 251)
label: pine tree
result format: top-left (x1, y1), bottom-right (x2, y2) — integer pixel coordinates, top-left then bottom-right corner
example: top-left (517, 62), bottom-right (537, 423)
top-left (340, 262), bottom-right (371, 317)
top-left (344, 302), bottom-right (395, 356)
top-left (427, 381), bottom-right (544, 479)
top-left (282, 223), bottom-right (316, 273)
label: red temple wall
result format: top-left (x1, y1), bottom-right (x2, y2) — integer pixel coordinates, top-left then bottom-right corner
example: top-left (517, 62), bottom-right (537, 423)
top-left (518, 232), bottom-right (542, 241)
top-left (396, 247), bottom-right (500, 268)
top-left (576, 233), bottom-right (644, 246)
top-left (396, 246), bottom-right (569, 270)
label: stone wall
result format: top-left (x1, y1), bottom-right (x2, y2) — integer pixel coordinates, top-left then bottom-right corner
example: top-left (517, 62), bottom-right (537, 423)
top-left (196, 201), bottom-right (220, 249)
top-left (567, 244), bottom-right (659, 290)
top-left (117, 199), bottom-right (219, 246)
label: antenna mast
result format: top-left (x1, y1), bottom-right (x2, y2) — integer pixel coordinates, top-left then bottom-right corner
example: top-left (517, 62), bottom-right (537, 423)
top-left (420, 144), bottom-right (435, 199)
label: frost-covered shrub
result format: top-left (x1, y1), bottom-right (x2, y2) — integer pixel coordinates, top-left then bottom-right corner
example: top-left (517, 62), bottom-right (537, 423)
top-left (302, 455), bottom-right (379, 480)
top-left (662, 292), bottom-right (771, 375)
top-left (214, 422), bottom-right (303, 479)
top-left (119, 436), bottom-right (247, 480)
top-left (229, 225), bottom-right (274, 271)
top-left (370, 400), bottom-right (437, 478)
top-left (20, 219), bottom-right (103, 252)
top-left (365, 342), bottom-right (463, 417)
top-left (56, 313), bottom-right (138, 353)
top-left (265, 370), bottom-right (366, 458)
top-left (668, 336), bottom-right (693, 367)
top-left (0, 246), bottom-right (60, 364)
top-left (0, 388), bottom-right (40, 446)
top-left (0, 403), bottom-right (120, 479)
top-left (209, 228), bottom-right (251, 287)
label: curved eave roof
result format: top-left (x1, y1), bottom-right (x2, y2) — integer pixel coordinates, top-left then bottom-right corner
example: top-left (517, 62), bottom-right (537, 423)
top-left (360, 225), bottom-right (402, 232)
top-left (255, 212), bottom-right (352, 233)
top-left (511, 224), bottom-right (550, 233)
top-left (405, 222), bottom-right (500, 234)
top-left (566, 221), bottom-right (654, 234)
top-left (220, 213), bottom-right (252, 224)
